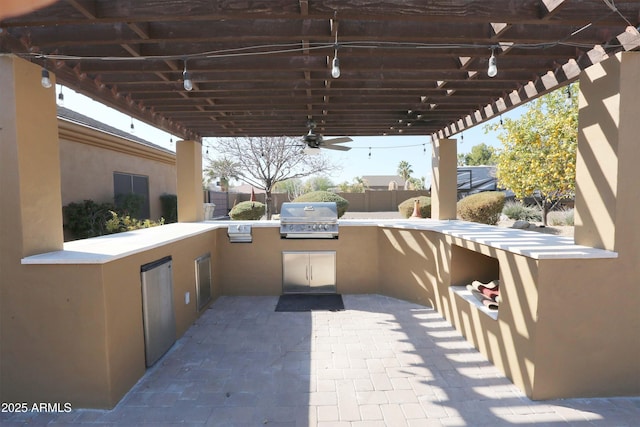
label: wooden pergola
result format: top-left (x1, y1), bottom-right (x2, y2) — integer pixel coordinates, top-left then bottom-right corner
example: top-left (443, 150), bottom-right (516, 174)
top-left (1, 0), bottom-right (638, 141)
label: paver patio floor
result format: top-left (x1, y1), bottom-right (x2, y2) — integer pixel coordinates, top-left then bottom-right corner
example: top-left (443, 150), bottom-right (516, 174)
top-left (2, 294), bottom-right (638, 426)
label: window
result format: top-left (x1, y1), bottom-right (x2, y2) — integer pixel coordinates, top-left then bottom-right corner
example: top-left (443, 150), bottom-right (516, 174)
top-left (113, 172), bottom-right (150, 219)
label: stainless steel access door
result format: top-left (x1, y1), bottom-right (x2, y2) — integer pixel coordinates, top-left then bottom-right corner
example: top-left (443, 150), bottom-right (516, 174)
top-left (141, 256), bottom-right (176, 367)
top-left (195, 253), bottom-right (212, 311)
top-left (309, 252), bottom-right (336, 292)
top-left (282, 251), bottom-right (336, 294)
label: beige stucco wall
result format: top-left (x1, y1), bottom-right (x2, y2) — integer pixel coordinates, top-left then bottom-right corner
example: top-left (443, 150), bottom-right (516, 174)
top-left (58, 120), bottom-right (176, 221)
top-left (0, 56), bottom-right (64, 257)
top-left (177, 140), bottom-right (204, 222)
top-left (1, 228), bottom-right (217, 408)
top-left (431, 138), bottom-right (457, 219)
top-left (374, 226), bottom-right (638, 399)
top-left (217, 227), bottom-right (379, 296)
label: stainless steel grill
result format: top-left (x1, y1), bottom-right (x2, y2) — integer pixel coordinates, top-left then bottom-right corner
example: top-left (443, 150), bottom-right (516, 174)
top-left (279, 202), bottom-right (339, 239)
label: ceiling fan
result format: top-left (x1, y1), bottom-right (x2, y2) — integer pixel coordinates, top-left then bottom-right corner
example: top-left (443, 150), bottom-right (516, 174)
top-left (302, 119), bottom-right (352, 151)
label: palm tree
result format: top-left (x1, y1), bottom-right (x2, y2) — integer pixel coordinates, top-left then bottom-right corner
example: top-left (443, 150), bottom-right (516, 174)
top-left (204, 157), bottom-right (240, 192)
top-left (397, 161), bottom-right (413, 189)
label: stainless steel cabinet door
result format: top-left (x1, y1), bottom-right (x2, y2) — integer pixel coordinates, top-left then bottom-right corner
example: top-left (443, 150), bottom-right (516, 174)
top-left (195, 253), bottom-right (212, 311)
top-left (309, 251), bottom-right (336, 293)
top-left (141, 257), bottom-right (176, 367)
top-left (283, 251), bottom-right (310, 293)
top-left (282, 251), bottom-right (336, 294)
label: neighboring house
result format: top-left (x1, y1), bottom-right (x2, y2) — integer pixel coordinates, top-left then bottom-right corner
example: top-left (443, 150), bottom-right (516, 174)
top-left (57, 106), bottom-right (176, 222)
top-left (361, 175), bottom-right (406, 190)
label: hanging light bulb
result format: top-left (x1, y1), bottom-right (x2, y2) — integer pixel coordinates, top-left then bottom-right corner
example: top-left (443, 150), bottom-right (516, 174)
top-left (57, 85), bottom-right (64, 105)
top-left (368, 147), bottom-right (372, 159)
top-left (41, 68), bottom-right (52, 88)
top-left (500, 115), bottom-right (503, 126)
top-left (183, 61), bottom-right (193, 91)
top-left (130, 117), bottom-right (135, 133)
top-left (487, 48), bottom-right (497, 78)
top-left (331, 55), bottom-right (340, 79)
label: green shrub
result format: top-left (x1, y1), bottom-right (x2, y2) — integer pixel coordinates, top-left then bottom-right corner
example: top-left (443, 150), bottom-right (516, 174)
top-left (398, 196), bottom-right (432, 218)
top-left (114, 193), bottom-right (145, 218)
top-left (548, 208), bottom-right (574, 226)
top-left (160, 193), bottom-right (178, 223)
top-left (229, 201), bottom-right (265, 220)
top-left (63, 199), bottom-right (116, 239)
top-left (457, 191), bottom-right (506, 225)
top-left (292, 191), bottom-right (349, 218)
top-left (64, 198), bottom-right (165, 240)
top-left (502, 200), bottom-right (542, 222)
top-left (105, 211), bottom-right (165, 233)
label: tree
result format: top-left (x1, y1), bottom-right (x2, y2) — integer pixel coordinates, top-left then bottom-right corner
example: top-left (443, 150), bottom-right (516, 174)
top-left (204, 156), bottom-right (240, 191)
top-left (303, 176), bottom-right (334, 193)
top-left (459, 143), bottom-right (497, 166)
top-left (397, 161), bottom-right (414, 189)
top-left (407, 176), bottom-right (426, 190)
top-left (211, 136), bottom-right (338, 219)
top-left (485, 85), bottom-right (578, 225)
top-left (336, 176), bottom-right (367, 193)
top-left (273, 178), bottom-right (305, 201)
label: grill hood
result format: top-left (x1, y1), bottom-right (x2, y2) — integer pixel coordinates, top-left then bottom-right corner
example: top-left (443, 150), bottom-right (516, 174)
top-left (280, 202), bottom-right (339, 239)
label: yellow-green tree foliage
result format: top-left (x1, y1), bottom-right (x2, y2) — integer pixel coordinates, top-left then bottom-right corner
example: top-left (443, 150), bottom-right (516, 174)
top-left (487, 85), bottom-right (578, 205)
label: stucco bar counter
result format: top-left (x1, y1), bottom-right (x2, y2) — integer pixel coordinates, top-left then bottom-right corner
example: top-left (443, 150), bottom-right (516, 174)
top-left (20, 219), bottom-right (627, 407)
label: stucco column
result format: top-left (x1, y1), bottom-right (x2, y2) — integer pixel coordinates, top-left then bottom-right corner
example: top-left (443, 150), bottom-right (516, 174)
top-left (431, 137), bottom-right (457, 220)
top-left (0, 55), bottom-right (63, 257)
top-left (574, 52), bottom-right (640, 255)
top-left (176, 140), bottom-right (204, 222)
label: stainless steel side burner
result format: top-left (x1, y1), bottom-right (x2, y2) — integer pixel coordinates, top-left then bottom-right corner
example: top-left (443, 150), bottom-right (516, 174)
top-left (279, 202), bottom-right (339, 239)
top-left (227, 224), bottom-right (252, 243)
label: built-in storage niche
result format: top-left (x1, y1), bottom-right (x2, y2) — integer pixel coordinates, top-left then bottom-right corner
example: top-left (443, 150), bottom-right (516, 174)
top-left (195, 253), bottom-right (212, 311)
top-left (450, 244), bottom-right (500, 319)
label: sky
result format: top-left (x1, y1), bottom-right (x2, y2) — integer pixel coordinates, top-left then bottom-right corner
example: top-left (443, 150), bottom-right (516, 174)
top-left (59, 85), bottom-right (525, 186)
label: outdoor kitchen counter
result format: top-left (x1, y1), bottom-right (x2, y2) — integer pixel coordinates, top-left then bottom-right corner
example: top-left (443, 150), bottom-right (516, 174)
top-left (21, 219), bottom-right (616, 264)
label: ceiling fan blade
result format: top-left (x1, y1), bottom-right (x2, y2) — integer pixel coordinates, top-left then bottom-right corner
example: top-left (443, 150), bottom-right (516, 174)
top-left (323, 137), bottom-right (353, 145)
top-left (322, 144), bottom-right (351, 151)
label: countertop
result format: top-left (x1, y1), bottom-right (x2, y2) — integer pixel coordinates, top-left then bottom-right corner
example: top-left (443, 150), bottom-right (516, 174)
top-left (22, 219), bottom-right (617, 265)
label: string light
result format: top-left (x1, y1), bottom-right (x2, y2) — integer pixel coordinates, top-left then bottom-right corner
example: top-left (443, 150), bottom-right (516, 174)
top-left (130, 117), bottom-right (135, 133)
top-left (368, 147), bottom-right (371, 159)
top-left (499, 114), bottom-right (503, 126)
top-left (487, 47), bottom-right (497, 78)
top-left (28, 36), bottom-right (631, 91)
top-left (183, 60), bottom-right (193, 91)
top-left (40, 68), bottom-right (52, 88)
top-left (331, 16), bottom-right (341, 79)
top-left (57, 85), bottom-right (64, 105)
top-left (331, 53), bottom-right (340, 79)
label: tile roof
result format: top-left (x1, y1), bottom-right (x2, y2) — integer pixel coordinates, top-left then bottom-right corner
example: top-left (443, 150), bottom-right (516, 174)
top-left (57, 106), bottom-right (174, 155)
